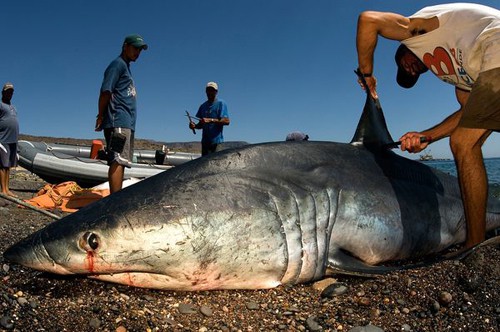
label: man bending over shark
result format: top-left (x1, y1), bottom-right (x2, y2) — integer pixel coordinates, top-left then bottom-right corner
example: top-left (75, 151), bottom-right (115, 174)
top-left (356, 3), bottom-right (500, 250)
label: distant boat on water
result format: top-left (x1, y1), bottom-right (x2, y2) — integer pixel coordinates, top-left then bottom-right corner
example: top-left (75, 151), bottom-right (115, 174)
top-left (419, 150), bottom-right (433, 161)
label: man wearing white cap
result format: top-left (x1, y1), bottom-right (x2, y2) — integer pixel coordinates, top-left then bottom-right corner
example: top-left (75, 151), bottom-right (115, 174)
top-left (189, 82), bottom-right (230, 155)
top-left (0, 82), bottom-right (19, 197)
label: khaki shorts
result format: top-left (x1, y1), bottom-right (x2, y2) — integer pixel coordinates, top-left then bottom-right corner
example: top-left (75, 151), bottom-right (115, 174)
top-left (104, 128), bottom-right (134, 167)
top-left (459, 67), bottom-right (500, 130)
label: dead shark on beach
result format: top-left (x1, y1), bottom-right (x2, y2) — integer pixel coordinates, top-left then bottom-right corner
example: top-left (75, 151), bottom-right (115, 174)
top-left (4, 87), bottom-right (500, 291)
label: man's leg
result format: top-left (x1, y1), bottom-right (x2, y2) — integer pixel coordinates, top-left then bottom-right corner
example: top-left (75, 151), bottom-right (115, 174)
top-left (105, 128), bottom-right (133, 194)
top-left (450, 127), bottom-right (490, 249)
top-left (0, 167), bottom-right (8, 194)
top-left (108, 162), bottom-right (124, 194)
top-left (0, 167), bottom-right (16, 197)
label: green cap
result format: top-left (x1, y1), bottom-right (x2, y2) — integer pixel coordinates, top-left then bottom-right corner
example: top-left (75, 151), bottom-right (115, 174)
top-left (123, 34), bottom-right (148, 50)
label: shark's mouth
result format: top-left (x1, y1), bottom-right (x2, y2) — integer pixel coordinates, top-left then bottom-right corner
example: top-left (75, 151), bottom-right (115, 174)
top-left (88, 272), bottom-right (178, 289)
top-left (88, 271), bottom-right (282, 291)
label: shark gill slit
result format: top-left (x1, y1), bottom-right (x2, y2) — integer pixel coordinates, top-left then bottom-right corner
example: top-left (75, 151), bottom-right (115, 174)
top-left (296, 189), bottom-right (319, 284)
top-left (269, 186), bottom-right (302, 285)
top-left (313, 188), bottom-right (338, 281)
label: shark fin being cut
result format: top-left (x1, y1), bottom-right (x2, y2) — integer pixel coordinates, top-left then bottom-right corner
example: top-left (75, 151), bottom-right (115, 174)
top-left (350, 69), bottom-right (396, 151)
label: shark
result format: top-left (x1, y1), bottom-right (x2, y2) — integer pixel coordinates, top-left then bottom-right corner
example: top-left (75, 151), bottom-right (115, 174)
top-left (4, 88), bottom-right (500, 290)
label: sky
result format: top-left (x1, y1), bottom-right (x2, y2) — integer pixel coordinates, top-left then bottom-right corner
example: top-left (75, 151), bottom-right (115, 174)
top-left (2, 0), bottom-right (499, 159)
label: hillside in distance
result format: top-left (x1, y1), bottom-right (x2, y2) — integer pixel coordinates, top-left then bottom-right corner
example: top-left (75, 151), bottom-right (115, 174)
top-left (19, 134), bottom-right (248, 154)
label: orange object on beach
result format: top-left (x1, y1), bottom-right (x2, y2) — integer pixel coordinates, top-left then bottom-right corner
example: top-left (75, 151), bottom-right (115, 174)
top-left (24, 181), bottom-right (110, 213)
top-left (90, 139), bottom-right (104, 159)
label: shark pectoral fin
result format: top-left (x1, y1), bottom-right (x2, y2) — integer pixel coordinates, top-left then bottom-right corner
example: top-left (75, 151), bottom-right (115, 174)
top-left (480, 235), bottom-right (500, 247)
top-left (327, 236), bottom-right (500, 278)
top-left (326, 249), bottom-right (397, 277)
top-left (443, 235), bottom-right (500, 261)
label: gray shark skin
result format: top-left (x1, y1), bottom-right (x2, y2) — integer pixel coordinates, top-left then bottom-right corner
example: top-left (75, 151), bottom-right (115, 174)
top-left (4, 89), bottom-right (500, 290)
top-left (4, 141), bottom-right (500, 290)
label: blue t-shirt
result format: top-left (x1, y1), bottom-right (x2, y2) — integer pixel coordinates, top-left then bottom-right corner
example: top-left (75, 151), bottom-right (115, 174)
top-left (100, 56), bottom-right (137, 130)
top-left (196, 99), bottom-right (229, 145)
top-left (0, 102), bottom-right (19, 143)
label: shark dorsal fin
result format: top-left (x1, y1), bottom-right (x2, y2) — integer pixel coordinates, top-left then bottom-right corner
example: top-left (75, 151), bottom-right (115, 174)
top-left (350, 70), bottom-right (396, 151)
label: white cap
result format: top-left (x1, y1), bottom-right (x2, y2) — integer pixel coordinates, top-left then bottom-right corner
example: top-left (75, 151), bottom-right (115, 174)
top-left (2, 82), bottom-right (14, 91)
top-left (206, 81), bottom-right (218, 90)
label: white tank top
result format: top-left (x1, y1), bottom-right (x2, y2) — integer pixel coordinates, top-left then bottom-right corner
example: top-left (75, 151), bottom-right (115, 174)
top-left (402, 3), bottom-right (500, 91)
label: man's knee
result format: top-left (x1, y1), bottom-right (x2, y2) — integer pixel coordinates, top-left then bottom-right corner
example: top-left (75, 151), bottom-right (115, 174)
top-left (449, 128), bottom-right (488, 157)
top-left (449, 132), bottom-right (469, 157)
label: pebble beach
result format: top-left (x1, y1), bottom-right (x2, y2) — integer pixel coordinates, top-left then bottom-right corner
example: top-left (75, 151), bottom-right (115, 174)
top-left (0, 138), bottom-right (499, 332)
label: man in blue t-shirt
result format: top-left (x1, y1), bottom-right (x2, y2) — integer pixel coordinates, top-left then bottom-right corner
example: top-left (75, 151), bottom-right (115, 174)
top-left (0, 82), bottom-right (19, 197)
top-left (95, 34), bottom-right (147, 193)
top-left (189, 82), bottom-right (230, 155)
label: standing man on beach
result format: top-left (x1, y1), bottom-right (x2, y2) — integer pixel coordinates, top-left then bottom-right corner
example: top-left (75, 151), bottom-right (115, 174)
top-left (356, 3), bottom-right (500, 250)
top-left (95, 34), bottom-right (148, 194)
top-left (189, 82), bottom-right (230, 156)
top-left (0, 83), bottom-right (19, 197)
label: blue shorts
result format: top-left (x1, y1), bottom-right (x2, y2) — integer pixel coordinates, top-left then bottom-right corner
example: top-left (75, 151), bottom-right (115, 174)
top-left (0, 142), bottom-right (18, 168)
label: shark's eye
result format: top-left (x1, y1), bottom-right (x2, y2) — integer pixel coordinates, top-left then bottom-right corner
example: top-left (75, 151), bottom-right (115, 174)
top-left (80, 232), bottom-right (100, 252)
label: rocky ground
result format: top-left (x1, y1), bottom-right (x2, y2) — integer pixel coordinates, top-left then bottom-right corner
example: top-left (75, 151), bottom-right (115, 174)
top-left (0, 138), bottom-right (499, 331)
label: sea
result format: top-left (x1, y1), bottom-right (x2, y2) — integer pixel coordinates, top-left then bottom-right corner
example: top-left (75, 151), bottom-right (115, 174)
top-left (422, 157), bottom-right (500, 186)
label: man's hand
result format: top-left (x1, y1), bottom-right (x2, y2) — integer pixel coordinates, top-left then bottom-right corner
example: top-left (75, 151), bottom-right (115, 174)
top-left (95, 115), bottom-right (103, 132)
top-left (97, 91), bottom-right (111, 132)
top-left (189, 121), bottom-right (196, 129)
top-left (399, 132), bottom-right (430, 153)
top-left (357, 76), bottom-right (378, 99)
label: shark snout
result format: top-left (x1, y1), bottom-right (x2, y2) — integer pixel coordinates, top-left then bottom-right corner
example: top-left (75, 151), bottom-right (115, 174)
top-left (3, 232), bottom-right (70, 274)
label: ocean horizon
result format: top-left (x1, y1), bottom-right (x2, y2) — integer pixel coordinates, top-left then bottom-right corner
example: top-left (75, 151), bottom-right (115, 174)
top-left (423, 157), bottom-right (500, 185)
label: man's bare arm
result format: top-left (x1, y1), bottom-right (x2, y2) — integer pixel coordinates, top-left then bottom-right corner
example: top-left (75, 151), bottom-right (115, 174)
top-left (356, 11), bottom-right (411, 75)
top-left (96, 91), bottom-right (111, 131)
top-left (399, 88), bottom-right (469, 152)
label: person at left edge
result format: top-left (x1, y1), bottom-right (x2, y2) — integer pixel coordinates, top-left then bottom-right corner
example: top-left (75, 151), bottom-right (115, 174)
top-left (0, 82), bottom-right (19, 197)
top-left (95, 34), bottom-right (148, 194)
